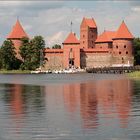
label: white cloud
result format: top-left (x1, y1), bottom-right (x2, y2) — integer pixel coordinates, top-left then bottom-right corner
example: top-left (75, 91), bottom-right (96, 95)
top-left (0, 1), bottom-right (139, 47)
top-left (131, 7), bottom-right (140, 12)
top-left (46, 31), bottom-right (64, 47)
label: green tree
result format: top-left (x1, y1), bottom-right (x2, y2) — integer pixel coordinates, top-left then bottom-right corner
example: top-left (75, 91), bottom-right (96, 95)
top-left (52, 44), bottom-right (61, 49)
top-left (20, 37), bottom-right (30, 61)
top-left (0, 49), bottom-right (3, 69)
top-left (0, 40), bottom-right (20, 70)
top-left (133, 38), bottom-right (140, 65)
top-left (19, 36), bottom-right (45, 70)
top-left (19, 37), bottom-right (31, 70)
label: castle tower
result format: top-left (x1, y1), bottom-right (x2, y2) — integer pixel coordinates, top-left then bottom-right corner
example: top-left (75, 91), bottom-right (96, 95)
top-left (113, 21), bottom-right (134, 66)
top-left (7, 19), bottom-right (28, 58)
top-left (63, 32), bottom-right (80, 68)
top-left (80, 17), bottom-right (98, 49)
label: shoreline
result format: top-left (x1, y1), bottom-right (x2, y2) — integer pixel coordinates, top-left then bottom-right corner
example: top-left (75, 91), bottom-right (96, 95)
top-left (126, 71), bottom-right (140, 79)
top-left (0, 70), bottom-right (31, 74)
top-left (0, 70), bottom-right (140, 79)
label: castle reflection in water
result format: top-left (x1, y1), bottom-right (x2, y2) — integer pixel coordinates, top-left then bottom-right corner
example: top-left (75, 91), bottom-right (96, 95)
top-left (3, 78), bottom-right (133, 131)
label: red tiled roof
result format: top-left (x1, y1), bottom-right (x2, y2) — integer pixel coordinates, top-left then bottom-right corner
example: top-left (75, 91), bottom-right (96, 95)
top-left (7, 19), bottom-right (28, 39)
top-left (115, 21), bottom-right (134, 39)
top-left (84, 18), bottom-right (97, 28)
top-left (95, 31), bottom-right (116, 43)
top-left (63, 32), bottom-right (80, 44)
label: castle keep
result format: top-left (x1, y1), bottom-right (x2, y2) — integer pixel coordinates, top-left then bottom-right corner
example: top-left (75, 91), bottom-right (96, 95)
top-left (7, 17), bottom-right (134, 69)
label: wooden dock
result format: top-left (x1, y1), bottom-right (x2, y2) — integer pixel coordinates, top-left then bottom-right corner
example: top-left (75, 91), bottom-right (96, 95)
top-left (86, 66), bottom-right (140, 74)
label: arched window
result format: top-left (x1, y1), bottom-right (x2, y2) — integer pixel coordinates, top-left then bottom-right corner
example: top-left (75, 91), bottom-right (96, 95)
top-left (116, 45), bottom-right (118, 49)
top-left (126, 51), bottom-right (128, 54)
top-left (124, 45), bottom-right (126, 48)
top-left (119, 51), bottom-right (121, 54)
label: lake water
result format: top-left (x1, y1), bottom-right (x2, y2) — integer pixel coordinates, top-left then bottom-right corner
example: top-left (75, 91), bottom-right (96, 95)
top-left (0, 73), bottom-right (140, 140)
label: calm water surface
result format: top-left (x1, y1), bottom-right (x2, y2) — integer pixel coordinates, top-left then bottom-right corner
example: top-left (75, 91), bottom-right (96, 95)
top-left (0, 73), bottom-right (140, 140)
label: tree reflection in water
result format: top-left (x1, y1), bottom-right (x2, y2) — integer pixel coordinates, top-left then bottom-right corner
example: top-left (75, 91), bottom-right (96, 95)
top-left (2, 84), bottom-right (46, 130)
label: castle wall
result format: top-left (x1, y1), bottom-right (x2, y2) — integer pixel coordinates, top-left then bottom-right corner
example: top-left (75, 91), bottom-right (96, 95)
top-left (111, 55), bottom-right (134, 67)
top-left (44, 49), bottom-right (64, 70)
top-left (80, 50), bottom-right (112, 68)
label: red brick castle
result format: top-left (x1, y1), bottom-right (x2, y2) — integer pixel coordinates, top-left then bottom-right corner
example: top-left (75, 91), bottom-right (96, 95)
top-left (7, 17), bottom-right (134, 69)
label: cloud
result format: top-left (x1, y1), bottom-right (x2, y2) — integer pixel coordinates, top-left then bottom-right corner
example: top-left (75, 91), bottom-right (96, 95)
top-left (129, 1), bottom-right (140, 7)
top-left (0, 1), bottom-right (63, 8)
top-left (0, 1), bottom-right (139, 47)
top-left (46, 31), bottom-right (64, 47)
top-left (0, 1), bottom-right (64, 17)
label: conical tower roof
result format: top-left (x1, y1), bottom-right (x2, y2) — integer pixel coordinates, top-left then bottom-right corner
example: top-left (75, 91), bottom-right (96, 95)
top-left (84, 17), bottom-right (97, 28)
top-left (115, 21), bottom-right (133, 39)
top-left (63, 32), bottom-right (80, 44)
top-left (7, 19), bottom-right (28, 39)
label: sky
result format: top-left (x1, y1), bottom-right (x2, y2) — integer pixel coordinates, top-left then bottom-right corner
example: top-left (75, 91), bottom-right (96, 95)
top-left (0, 1), bottom-right (140, 47)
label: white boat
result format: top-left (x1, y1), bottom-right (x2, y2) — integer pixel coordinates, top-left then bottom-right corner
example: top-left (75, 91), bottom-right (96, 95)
top-left (63, 69), bottom-right (74, 73)
top-left (31, 70), bottom-right (46, 74)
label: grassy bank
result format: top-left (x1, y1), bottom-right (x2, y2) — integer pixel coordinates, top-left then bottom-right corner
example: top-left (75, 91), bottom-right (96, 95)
top-left (127, 71), bottom-right (140, 78)
top-left (0, 70), bottom-right (31, 74)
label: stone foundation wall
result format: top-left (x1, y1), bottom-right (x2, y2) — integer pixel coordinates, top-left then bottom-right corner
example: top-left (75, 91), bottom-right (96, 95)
top-left (43, 50), bottom-right (134, 70)
top-left (44, 53), bottom-right (63, 70)
top-left (111, 56), bottom-right (134, 66)
top-left (80, 52), bottom-right (112, 68)
top-left (80, 52), bottom-right (134, 68)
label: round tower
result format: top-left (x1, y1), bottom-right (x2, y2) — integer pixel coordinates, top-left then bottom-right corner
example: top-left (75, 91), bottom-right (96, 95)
top-left (7, 19), bottom-right (28, 59)
top-left (112, 21), bottom-right (134, 66)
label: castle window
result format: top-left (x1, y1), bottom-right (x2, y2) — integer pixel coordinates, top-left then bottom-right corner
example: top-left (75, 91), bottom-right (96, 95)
top-left (116, 45), bottom-right (118, 49)
top-left (83, 41), bottom-right (85, 44)
top-left (83, 35), bottom-right (85, 38)
top-left (100, 46), bottom-right (102, 49)
top-left (119, 51), bottom-right (121, 54)
top-left (124, 45), bottom-right (126, 48)
top-left (126, 51), bottom-right (128, 54)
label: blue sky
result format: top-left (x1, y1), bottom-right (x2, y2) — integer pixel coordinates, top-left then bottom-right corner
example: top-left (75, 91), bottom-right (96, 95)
top-left (0, 1), bottom-right (139, 47)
